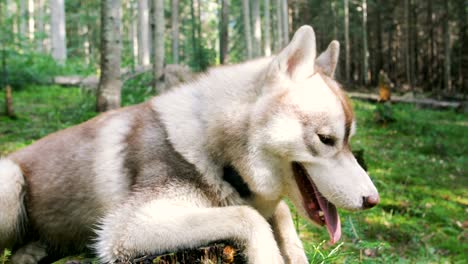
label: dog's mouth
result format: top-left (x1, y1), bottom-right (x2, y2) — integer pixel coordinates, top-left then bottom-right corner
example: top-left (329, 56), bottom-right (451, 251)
top-left (292, 162), bottom-right (341, 244)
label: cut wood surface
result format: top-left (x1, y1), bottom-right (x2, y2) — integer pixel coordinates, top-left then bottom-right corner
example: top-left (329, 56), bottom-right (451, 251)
top-left (348, 92), bottom-right (462, 110)
top-left (115, 243), bottom-right (246, 264)
top-left (52, 64), bottom-right (194, 92)
top-left (53, 65), bottom-right (153, 89)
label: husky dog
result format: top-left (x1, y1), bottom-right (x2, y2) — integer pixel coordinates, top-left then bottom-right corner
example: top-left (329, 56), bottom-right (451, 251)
top-left (0, 26), bottom-right (379, 264)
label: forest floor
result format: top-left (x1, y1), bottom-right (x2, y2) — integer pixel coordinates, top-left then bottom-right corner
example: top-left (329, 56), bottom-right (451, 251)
top-left (1, 85), bottom-right (467, 263)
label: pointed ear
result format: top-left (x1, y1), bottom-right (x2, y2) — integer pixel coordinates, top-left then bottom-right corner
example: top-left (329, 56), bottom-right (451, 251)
top-left (268, 25), bottom-right (317, 81)
top-left (315, 40), bottom-right (340, 77)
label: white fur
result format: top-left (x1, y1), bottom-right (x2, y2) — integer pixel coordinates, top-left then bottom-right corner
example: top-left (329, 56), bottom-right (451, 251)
top-left (93, 115), bottom-right (132, 211)
top-left (152, 58), bottom-right (273, 202)
top-left (316, 40), bottom-right (340, 77)
top-left (4, 25), bottom-right (378, 264)
top-left (304, 152), bottom-right (378, 210)
top-left (0, 159), bottom-right (25, 248)
top-left (271, 201), bottom-right (308, 264)
top-left (154, 25), bottom-right (378, 213)
top-left (95, 200), bottom-right (283, 264)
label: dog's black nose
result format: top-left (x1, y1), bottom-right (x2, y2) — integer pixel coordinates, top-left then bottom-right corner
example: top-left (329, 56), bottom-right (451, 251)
top-left (362, 194), bottom-right (380, 209)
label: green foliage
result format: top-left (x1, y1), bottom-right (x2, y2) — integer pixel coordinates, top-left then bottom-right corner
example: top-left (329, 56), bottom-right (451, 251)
top-left (1, 51), bottom-right (96, 90)
top-left (305, 241), bottom-right (349, 264)
top-left (1, 249), bottom-right (10, 264)
top-left (1, 87), bottom-right (466, 263)
top-left (374, 102), bottom-right (396, 124)
top-left (122, 72), bottom-right (156, 106)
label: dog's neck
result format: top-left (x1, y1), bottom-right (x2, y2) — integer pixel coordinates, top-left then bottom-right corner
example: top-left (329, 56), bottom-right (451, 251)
top-left (152, 58), bottom-right (282, 211)
top-left (222, 165), bottom-right (252, 198)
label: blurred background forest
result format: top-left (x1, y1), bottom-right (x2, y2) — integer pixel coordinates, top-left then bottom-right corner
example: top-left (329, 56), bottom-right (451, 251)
top-left (0, 0), bottom-right (467, 263)
top-left (0, 0), bottom-right (466, 96)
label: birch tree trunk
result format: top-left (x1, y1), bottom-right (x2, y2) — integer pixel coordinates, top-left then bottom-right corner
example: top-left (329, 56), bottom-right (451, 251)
top-left (281, 0), bottom-right (289, 46)
top-left (138, 0), bottom-right (151, 65)
top-left (362, 0), bottom-right (369, 85)
top-left (190, 0), bottom-right (198, 67)
top-left (275, 0), bottom-right (283, 50)
top-left (172, 0), bottom-right (179, 64)
top-left (50, 0), bottom-right (67, 64)
top-left (263, 0), bottom-right (271, 56)
top-left (344, 0), bottom-right (350, 82)
top-left (97, 0), bottom-right (122, 112)
top-left (27, 0), bottom-right (34, 41)
top-left (153, 0), bottom-right (165, 91)
top-left (242, 0), bottom-right (253, 59)
top-left (35, 0), bottom-right (45, 51)
top-left (219, 0), bottom-right (229, 64)
top-left (6, 0), bottom-right (18, 43)
top-left (131, 2), bottom-right (138, 65)
top-left (252, 0), bottom-right (262, 57)
top-left (19, 0), bottom-right (26, 40)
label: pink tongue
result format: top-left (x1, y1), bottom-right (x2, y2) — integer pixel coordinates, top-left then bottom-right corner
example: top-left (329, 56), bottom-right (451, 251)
top-left (316, 190), bottom-right (341, 244)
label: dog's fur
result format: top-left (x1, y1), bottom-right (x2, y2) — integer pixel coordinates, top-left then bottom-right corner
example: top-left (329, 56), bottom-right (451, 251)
top-left (0, 26), bottom-right (378, 263)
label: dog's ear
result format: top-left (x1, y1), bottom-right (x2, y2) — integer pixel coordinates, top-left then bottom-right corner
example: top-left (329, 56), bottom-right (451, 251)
top-left (268, 25), bottom-right (317, 81)
top-left (316, 40), bottom-right (340, 77)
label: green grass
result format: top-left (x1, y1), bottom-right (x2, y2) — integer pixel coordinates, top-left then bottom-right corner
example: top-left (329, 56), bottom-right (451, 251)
top-left (1, 85), bottom-right (466, 263)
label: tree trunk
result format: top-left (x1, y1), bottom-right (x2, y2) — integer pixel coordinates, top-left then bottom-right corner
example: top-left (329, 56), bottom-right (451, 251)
top-left (242, 0), bottom-right (253, 59)
top-left (281, 0), bottom-right (289, 46)
top-left (131, 2), bottom-right (138, 65)
top-left (404, 0), bottom-right (412, 89)
top-left (5, 86), bottom-right (15, 118)
top-left (252, 0), bottom-right (262, 57)
top-left (27, 0), bottom-right (34, 41)
top-left (6, 0), bottom-right (18, 44)
top-left (459, 0), bottom-right (468, 96)
top-left (50, 0), bottom-right (67, 65)
top-left (344, 0), bottom-right (350, 82)
top-left (362, 0), bottom-right (369, 85)
top-left (97, 0), bottom-right (122, 112)
top-left (171, 0), bottom-right (179, 64)
top-left (190, 0), bottom-right (197, 67)
top-left (219, 0), bottom-right (229, 64)
top-left (138, 0), bottom-right (151, 65)
top-left (275, 0), bottom-right (283, 51)
top-left (444, 0), bottom-right (451, 93)
top-left (19, 0), bottom-right (26, 40)
top-left (331, 0), bottom-right (338, 41)
top-left (375, 1), bottom-right (383, 79)
top-left (152, 0), bottom-right (165, 91)
top-left (35, 0), bottom-right (45, 51)
top-left (412, 1), bottom-right (418, 86)
top-left (263, 0), bottom-right (271, 56)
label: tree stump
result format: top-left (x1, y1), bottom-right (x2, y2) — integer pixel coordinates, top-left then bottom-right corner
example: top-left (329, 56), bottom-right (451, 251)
top-left (115, 243), bottom-right (246, 264)
top-left (5, 85), bottom-right (16, 118)
top-left (378, 70), bottom-right (392, 102)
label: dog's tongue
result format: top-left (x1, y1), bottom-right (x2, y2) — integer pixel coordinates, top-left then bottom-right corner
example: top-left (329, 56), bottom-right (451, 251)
top-left (316, 191), bottom-right (341, 244)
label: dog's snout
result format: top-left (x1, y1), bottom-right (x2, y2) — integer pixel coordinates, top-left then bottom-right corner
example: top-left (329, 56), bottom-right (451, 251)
top-left (362, 194), bottom-right (380, 209)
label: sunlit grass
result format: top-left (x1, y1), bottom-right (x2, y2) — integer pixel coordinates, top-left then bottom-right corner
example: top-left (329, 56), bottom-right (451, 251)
top-left (0, 85), bottom-right (466, 263)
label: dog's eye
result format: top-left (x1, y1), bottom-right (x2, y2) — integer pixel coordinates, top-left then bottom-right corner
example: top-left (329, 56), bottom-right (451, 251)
top-left (318, 134), bottom-right (336, 146)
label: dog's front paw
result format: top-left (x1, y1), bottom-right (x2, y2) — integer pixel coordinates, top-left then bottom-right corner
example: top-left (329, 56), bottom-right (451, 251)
top-left (244, 227), bottom-right (284, 264)
top-left (283, 249), bottom-right (308, 264)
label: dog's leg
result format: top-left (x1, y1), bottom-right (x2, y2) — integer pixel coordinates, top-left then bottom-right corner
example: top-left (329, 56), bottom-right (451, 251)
top-left (95, 200), bottom-right (283, 264)
top-left (270, 201), bottom-right (308, 264)
top-left (10, 241), bottom-right (48, 264)
top-left (0, 159), bottom-right (26, 250)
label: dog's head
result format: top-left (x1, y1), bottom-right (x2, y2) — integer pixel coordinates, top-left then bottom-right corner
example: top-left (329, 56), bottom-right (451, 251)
top-left (251, 26), bottom-right (379, 243)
